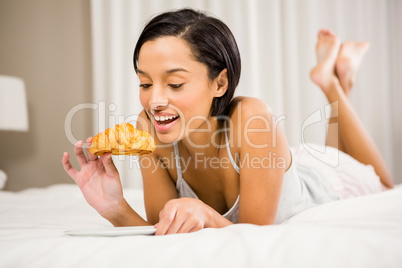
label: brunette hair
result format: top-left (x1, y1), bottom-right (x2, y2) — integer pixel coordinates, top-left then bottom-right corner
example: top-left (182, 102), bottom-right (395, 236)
top-left (133, 8), bottom-right (241, 117)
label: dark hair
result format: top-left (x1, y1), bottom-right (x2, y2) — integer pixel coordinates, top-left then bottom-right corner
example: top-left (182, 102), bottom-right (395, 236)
top-left (133, 8), bottom-right (241, 117)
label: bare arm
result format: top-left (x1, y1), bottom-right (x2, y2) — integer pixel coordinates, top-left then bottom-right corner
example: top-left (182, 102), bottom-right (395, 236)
top-left (234, 97), bottom-right (291, 225)
top-left (137, 110), bottom-right (234, 233)
top-left (61, 138), bottom-right (150, 227)
top-left (136, 110), bottom-right (178, 225)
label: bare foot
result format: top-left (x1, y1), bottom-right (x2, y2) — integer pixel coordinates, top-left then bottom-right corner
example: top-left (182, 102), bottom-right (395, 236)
top-left (335, 41), bottom-right (370, 96)
top-left (310, 29), bottom-right (341, 93)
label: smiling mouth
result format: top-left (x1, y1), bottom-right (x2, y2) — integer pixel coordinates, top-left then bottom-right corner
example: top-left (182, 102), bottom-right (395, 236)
top-left (154, 115), bottom-right (180, 125)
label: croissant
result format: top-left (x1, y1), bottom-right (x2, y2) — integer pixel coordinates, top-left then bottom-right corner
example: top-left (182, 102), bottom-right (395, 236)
top-left (89, 122), bottom-right (155, 156)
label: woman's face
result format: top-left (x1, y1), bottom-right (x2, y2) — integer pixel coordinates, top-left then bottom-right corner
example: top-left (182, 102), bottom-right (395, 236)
top-left (138, 36), bottom-right (219, 144)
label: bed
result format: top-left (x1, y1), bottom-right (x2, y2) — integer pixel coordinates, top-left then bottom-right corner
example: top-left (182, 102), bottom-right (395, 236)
top-left (1, 183), bottom-right (401, 268)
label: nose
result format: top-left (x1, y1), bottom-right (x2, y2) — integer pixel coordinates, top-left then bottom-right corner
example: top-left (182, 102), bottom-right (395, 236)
top-left (149, 85), bottom-right (169, 111)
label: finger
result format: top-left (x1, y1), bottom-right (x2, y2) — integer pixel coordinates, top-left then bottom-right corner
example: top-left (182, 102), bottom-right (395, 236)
top-left (165, 213), bottom-right (186, 235)
top-left (62, 152), bottom-right (78, 179)
top-left (74, 140), bottom-right (88, 168)
top-left (101, 153), bottom-right (119, 178)
top-left (155, 208), bottom-right (177, 235)
top-left (177, 218), bottom-right (199, 234)
top-left (85, 137), bottom-right (98, 161)
top-left (187, 225), bottom-right (202, 233)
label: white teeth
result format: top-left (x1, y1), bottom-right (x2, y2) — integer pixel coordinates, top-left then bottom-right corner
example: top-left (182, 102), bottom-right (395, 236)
top-left (155, 115), bottom-right (179, 122)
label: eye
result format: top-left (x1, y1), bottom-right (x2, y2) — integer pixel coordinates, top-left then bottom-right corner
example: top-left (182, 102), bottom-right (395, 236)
top-left (168, 83), bottom-right (184, 89)
top-left (139, 84), bottom-right (152, 89)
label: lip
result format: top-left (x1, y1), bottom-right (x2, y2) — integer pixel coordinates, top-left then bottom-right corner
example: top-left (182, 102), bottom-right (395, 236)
top-left (153, 115), bottom-right (179, 132)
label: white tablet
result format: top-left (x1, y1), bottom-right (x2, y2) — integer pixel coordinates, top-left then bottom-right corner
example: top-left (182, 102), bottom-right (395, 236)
top-left (65, 226), bottom-right (156, 237)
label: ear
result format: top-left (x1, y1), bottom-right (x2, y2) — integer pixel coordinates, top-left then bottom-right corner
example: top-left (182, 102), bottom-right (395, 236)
top-left (213, 69), bottom-right (229, 97)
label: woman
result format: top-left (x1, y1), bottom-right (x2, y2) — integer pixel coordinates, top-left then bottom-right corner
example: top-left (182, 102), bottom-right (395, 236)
top-left (62, 9), bottom-right (394, 235)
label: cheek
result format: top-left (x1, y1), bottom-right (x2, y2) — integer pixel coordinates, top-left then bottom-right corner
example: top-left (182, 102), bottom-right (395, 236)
top-left (179, 92), bottom-right (207, 114)
top-left (184, 83), bottom-right (215, 109)
top-left (139, 91), bottom-right (149, 108)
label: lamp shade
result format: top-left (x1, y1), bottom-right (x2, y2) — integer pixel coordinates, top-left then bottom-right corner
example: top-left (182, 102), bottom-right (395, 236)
top-left (0, 75), bottom-right (29, 131)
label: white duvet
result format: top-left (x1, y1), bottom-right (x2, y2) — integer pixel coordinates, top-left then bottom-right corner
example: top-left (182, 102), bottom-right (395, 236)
top-left (0, 184), bottom-right (401, 268)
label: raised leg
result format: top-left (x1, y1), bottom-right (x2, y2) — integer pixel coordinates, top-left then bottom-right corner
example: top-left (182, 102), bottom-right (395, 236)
top-left (310, 29), bottom-right (344, 151)
top-left (331, 41), bottom-right (370, 153)
top-left (310, 29), bottom-right (394, 189)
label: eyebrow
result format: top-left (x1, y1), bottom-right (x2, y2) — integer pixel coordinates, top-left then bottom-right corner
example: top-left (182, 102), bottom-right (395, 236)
top-left (137, 68), bottom-right (189, 75)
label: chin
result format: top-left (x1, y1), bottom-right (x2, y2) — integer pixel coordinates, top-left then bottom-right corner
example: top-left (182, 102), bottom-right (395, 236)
top-left (156, 131), bottom-right (183, 145)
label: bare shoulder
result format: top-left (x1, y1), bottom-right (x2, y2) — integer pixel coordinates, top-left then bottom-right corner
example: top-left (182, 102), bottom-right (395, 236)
top-left (229, 96), bottom-right (273, 119)
top-left (227, 96), bottom-right (289, 161)
top-left (227, 97), bottom-right (276, 134)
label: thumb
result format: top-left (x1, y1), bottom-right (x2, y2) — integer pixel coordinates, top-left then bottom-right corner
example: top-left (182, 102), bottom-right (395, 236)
top-left (102, 153), bottom-right (119, 179)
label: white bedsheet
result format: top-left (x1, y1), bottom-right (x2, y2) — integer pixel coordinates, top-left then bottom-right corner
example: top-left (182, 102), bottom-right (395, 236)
top-left (0, 184), bottom-right (401, 268)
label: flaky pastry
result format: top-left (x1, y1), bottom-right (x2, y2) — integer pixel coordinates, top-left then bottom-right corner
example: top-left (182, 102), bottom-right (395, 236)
top-left (89, 123), bottom-right (155, 156)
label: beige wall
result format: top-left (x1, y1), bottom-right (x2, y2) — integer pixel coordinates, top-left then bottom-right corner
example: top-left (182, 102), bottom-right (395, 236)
top-left (0, 0), bottom-right (93, 191)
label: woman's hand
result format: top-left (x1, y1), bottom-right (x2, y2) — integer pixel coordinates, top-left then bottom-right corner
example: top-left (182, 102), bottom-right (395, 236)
top-left (61, 137), bottom-right (124, 219)
top-left (155, 198), bottom-right (213, 235)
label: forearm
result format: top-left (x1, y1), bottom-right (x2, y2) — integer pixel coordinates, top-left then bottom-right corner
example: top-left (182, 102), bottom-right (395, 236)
top-left (101, 199), bottom-right (151, 227)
